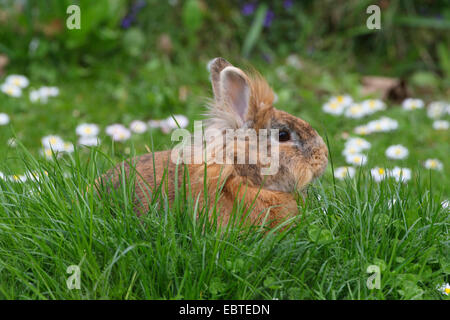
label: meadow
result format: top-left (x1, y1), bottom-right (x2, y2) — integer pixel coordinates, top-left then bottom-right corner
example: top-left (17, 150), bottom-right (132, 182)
top-left (0, 0), bottom-right (449, 300)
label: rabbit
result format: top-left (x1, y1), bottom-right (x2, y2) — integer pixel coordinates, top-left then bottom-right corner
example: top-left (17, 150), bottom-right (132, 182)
top-left (98, 57), bottom-right (328, 228)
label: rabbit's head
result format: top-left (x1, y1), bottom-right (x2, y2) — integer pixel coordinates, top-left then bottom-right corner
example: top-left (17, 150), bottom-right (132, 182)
top-left (205, 58), bottom-right (328, 193)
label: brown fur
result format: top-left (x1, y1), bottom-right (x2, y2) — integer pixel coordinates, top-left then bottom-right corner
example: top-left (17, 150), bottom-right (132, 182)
top-left (98, 58), bottom-right (328, 229)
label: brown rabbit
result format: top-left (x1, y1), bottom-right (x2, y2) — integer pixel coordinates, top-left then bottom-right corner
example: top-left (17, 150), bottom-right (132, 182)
top-left (99, 58), bottom-right (328, 228)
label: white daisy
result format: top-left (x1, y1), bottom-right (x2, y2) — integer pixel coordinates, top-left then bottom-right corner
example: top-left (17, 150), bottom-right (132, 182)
top-left (329, 95), bottom-right (353, 107)
top-left (76, 123), bottom-right (100, 137)
top-left (41, 147), bottom-right (61, 160)
top-left (345, 103), bottom-right (367, 119)
top-left (0, 113), bottom-right (10, 125)
top-left (62, 142), bottom-right (74, 153)
top-left (342, 145), bottom-right (362, 157)
top-left (362, 99), bottom-right (386, 114)
top-left (345, 137), bottom-right (371, 150)
top-left (367, 117), bottom-right (398, 133)
top-left (427, 101), bottom-right (448, 119)
top-left (370, 167), bottom-right (388, 182)
top-left (105, 124), bottom-right (127, 136)
top-left (78, 136), bottom-right (101, 146)
top-left (442, 200), bottom-right (449, 210)
top-left (390, 167), bottom-right (411, 183)
top-left (322, 101), bottom-right (346, 116)
top-left (1, 83), bottom-right (22, 97)
top-left (112, 130), bottom-right (131, 142)
top-left (41, 135), bottom-right (65, 152)
top-left (5, 74), bottom-right (29, 88)
top-left (387, 198), bottom-right (397, 209)
top-left (148, 120), bottom-right (162, 129)
top-left (437, 283), bottom-right (450, 296)
top-left (29, 89), bottom-right (45, 103)
top-left (39, 86), bottom-right (59, 97)
top-left (385, 145), bottom-right (408, 160)
top-left (334, 166), bottom-right (356, 180)
top-left (402, 98), bottom-right (424, 110)
top-left (7, 138), bottom-right (17, 147)
top-left (345, 153), bottom-right (368, 166)
top-left (9, 174), bottom-right (27, 183)
top-left (165, 115), bottom-right (189, 129)
top-left (432, 120), bottom-right (449, 130)
top-left (130, 120), bottom-right (148, 134)
top-left (423, 159), bottom-right (443, 171)
top-left (354, 125), bottom-right (372, 136)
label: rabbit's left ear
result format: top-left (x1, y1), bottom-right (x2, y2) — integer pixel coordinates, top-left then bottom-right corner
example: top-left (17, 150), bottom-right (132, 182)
top-left (208, 57), bottom-right (232, 102)
top-left (219, 66), bottom-right (250, 122)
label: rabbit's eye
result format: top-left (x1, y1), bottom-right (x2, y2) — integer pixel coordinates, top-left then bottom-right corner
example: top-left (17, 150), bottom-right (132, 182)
top-left (278, 130), bottom-right (290, 142)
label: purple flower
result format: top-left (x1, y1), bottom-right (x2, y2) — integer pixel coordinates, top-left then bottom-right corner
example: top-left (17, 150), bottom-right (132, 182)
top-left (283, 0), bottom-right (293, 10)
top-left (121, 15), bottom-right (135, 29)
top-left (264, 10), bottom-right (275, 27)
top-left (241, 3), bottom-right (256, 16)
top-left (120, 0), bottom-right (147, 29)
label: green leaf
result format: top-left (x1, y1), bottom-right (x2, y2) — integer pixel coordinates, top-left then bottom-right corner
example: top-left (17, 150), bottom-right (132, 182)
top-left (308, 225), bottom-right (332, 244)
top-left (242, 4), bottom-right (267, 58)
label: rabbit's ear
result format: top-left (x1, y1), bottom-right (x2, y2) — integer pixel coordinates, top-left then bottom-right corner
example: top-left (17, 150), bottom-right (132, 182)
top-left (208, 57), bottom-right (232, 101)
top-left (220, 66), bottom-right (250, 121)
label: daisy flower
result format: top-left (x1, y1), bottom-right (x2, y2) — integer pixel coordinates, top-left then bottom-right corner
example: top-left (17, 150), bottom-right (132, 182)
top-left (106, 124), bottom-right (132, 142)
top-left (130, 120), bottom-right (148, 134)
top-left (345, 153), bottom-right (368, 166)
top-left (39, 86), bottom-right (59, 97)
top-left (342, 145), bottom-right (362, 157)
top-left (345, 103), bottom-right (367, 119)
top-left (442, 200), bottom-right (449, 210)
top-left (354, 125), bottom-right (372, 136)
top-left (432, 120), bottom-right (449, 130)
top-left (0, 113), bottom-right (10, 125)
top-left (165, 114), bottom-right (189, 129)
top-left (78, 136), bottom-right (101, 146)
top-left (5, 74), bottom-right (29, 88)
top-left (367, 117), bottom-right (398, 133)
top-left (29, 89), bottom-right (45, 103)
top-left (62, 142), bottom-right (74, 153)
top-left (387, 198), bottom-right (397, 209)
top-left (427, 101), bottom-right (448, 119)
top-left (41, 135), bottom-right (65, 151)
top-left (402, 98), bottom-right (424, 111)
top-left (9, 174), bottom-right (27, 183)
top-left (385, 145), bottom-right (408, 160)
top-left (148, 120), bottom-right (162, 129)
top-left (437, 283), bottom-right (450, 296)
top-left (106, 124), bottom-right (127, 136)
top-left (329, 95), bottom-right (353, 107)
top-left (371, 167), bottom-right (388, 182)
top-left (334, 166), bottom-right (356, 179)
top-left (390, 167), bottom-right (411, 183)
top-left (76, 123), bottom-right (100, 137)
top-left (362, 99), bottom-right (386, 114)
top-left (423, 159), bottom-right (443, 171)
top-left (345, 137), bottom-right (371, 150)
top-left (7, 138), bottom-right (17, 147)
top-left (322, 102), bottom-right (346, 116)
top-left (1, 83), bottom-right (22, 97)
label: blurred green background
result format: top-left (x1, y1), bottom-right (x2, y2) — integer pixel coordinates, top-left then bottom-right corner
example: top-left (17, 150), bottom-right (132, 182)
top-left (0, 0), bottom-right (449, 179)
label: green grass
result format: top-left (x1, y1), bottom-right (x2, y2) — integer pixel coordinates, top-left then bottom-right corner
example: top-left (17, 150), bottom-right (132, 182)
top-left (0, 146), bottom-right (448, 299)
top-left (0, 56), bottom-right (449, 299)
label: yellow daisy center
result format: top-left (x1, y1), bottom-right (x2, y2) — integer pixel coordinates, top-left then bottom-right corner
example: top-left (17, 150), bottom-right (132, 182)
top-left (445, 288), bottom-right (450, 294)
top-left (337, 96), bottom-right (344, 103)
top-left (378, 168), bottom-right (385, 175)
